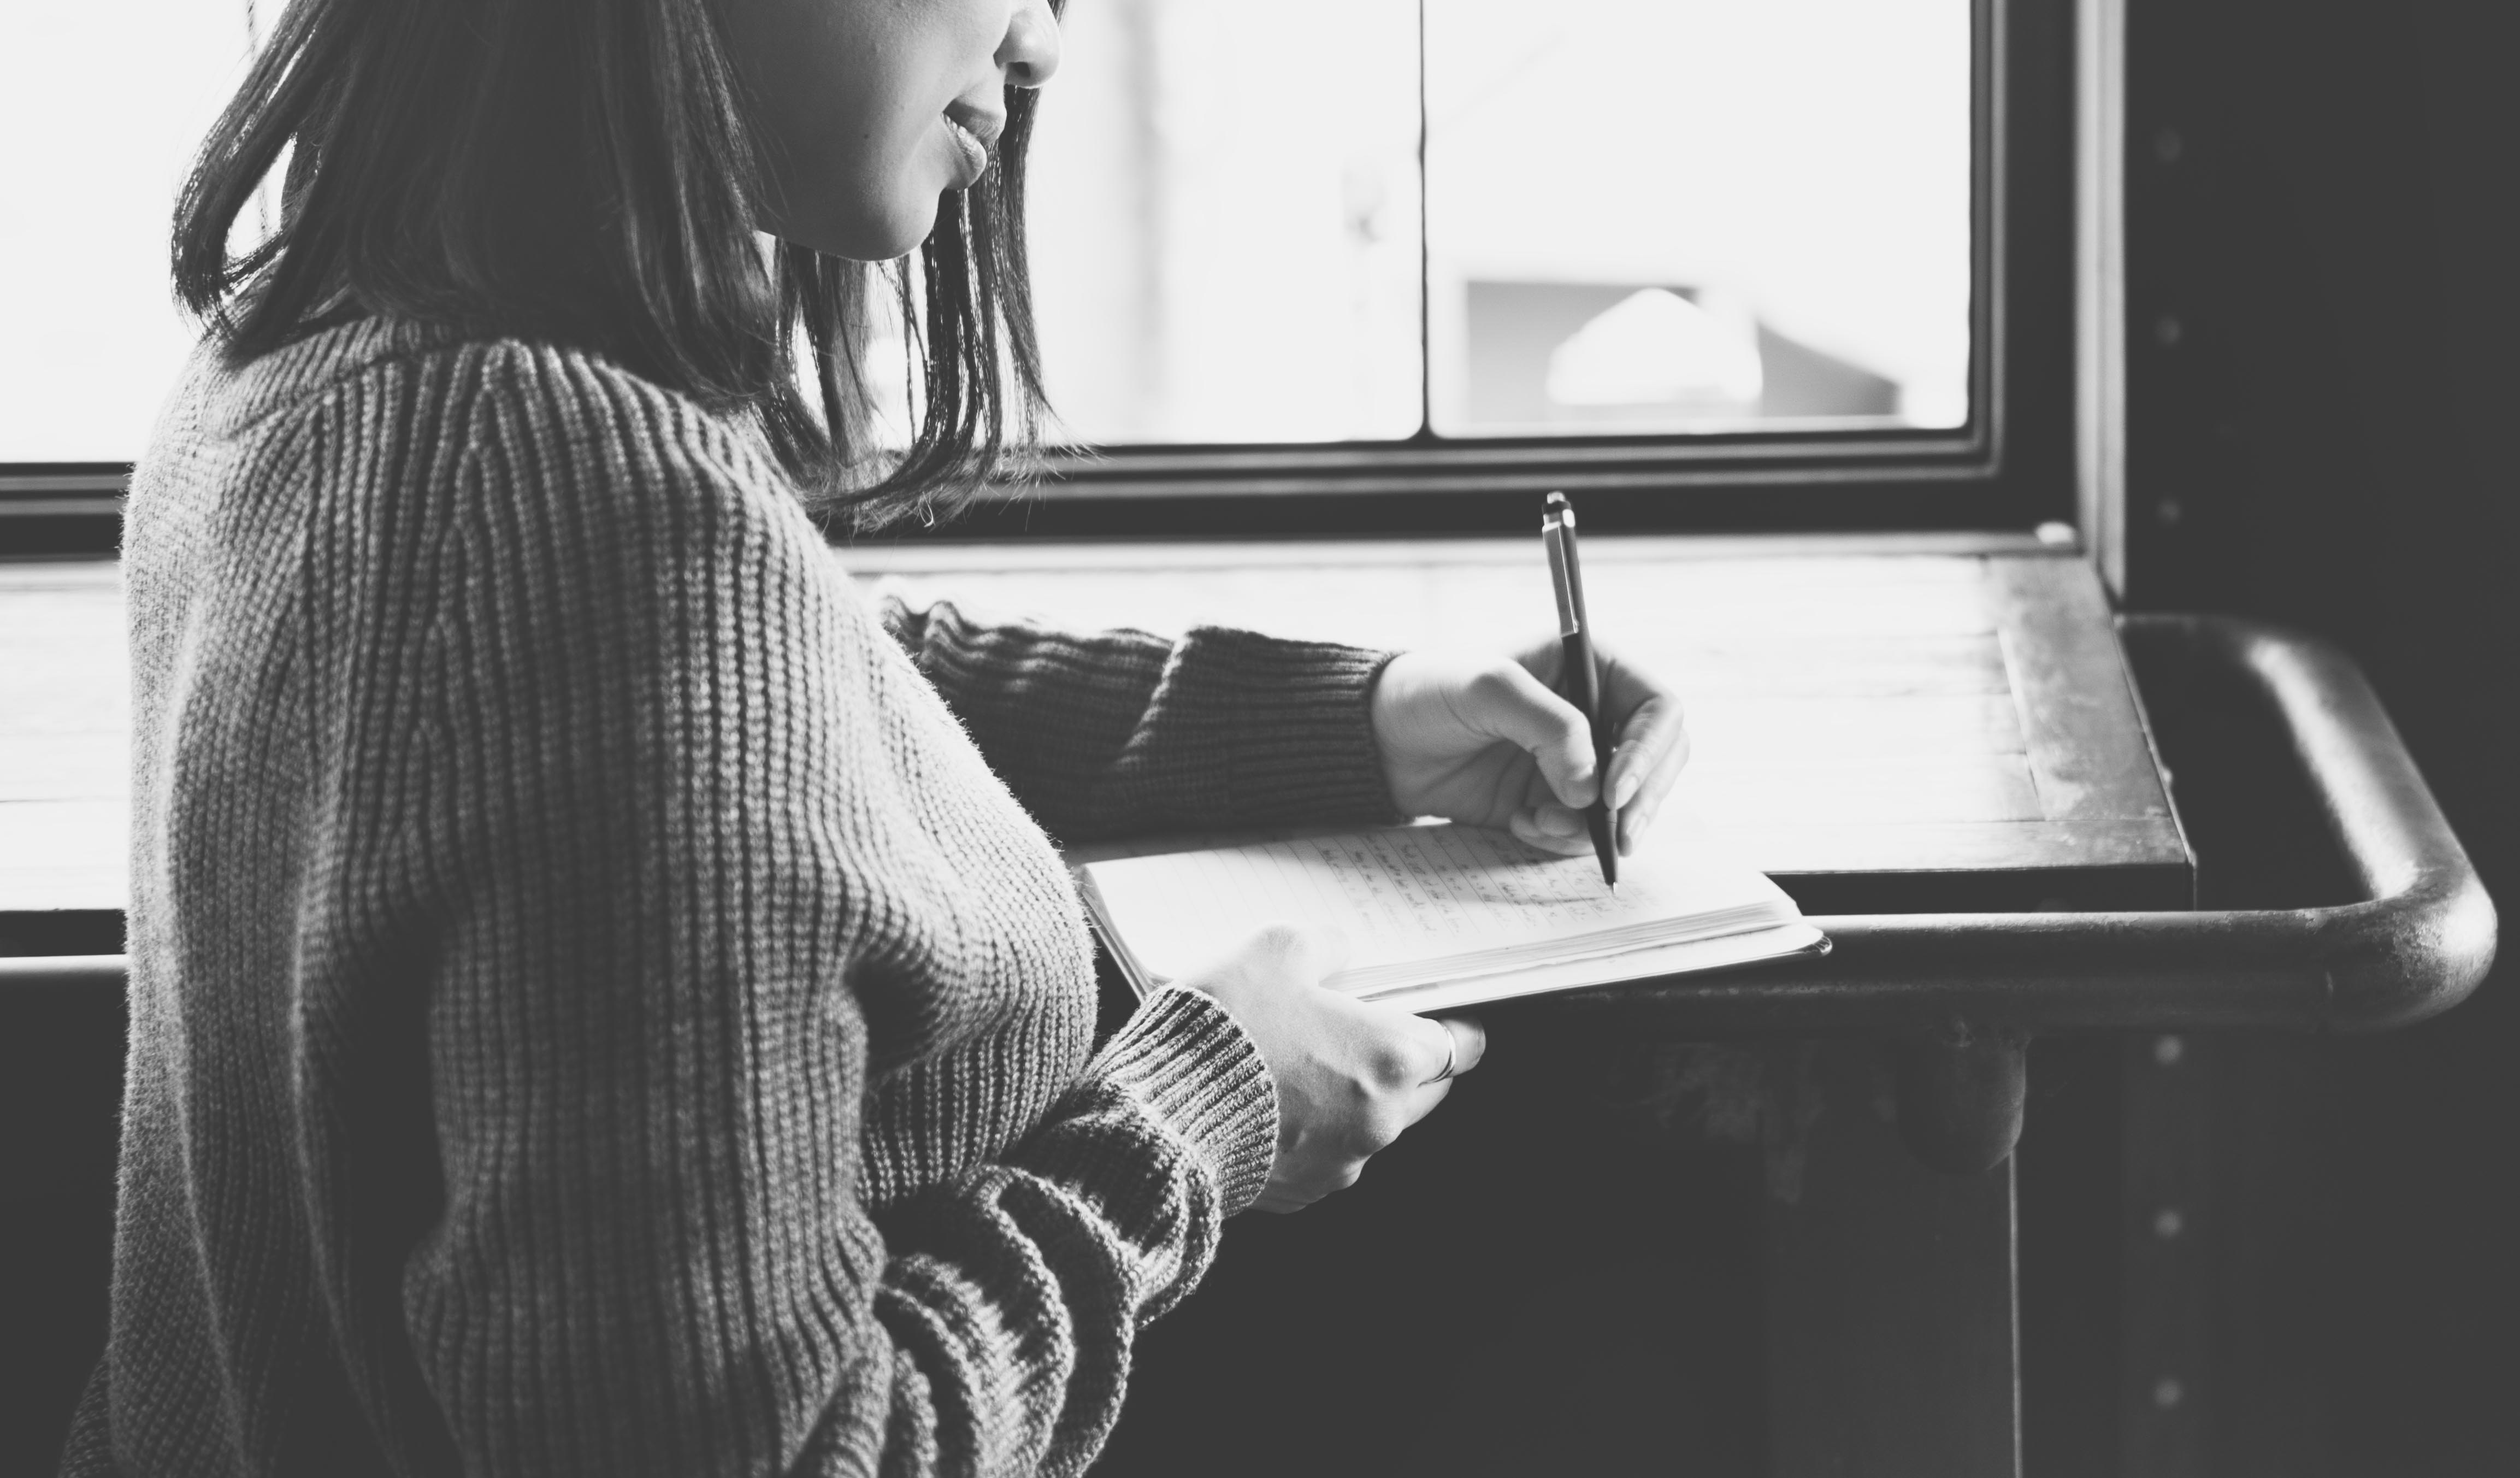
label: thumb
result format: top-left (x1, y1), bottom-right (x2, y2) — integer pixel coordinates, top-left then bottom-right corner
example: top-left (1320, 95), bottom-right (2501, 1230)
top-left (1471, 663), bottom-right (1599, 808)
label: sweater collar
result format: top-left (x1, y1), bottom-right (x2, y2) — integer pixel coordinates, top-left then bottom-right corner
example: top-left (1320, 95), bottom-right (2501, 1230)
top-left (201, 315), bottom-right (468, 437)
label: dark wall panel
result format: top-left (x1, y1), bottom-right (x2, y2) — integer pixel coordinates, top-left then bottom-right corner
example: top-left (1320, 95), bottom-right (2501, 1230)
top-left (2123, 0), bottom-right (2519, 1471)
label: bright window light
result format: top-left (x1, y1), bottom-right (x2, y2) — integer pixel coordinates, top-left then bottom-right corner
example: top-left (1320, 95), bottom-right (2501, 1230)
top-left (0, 2), bottom-right (258, 463)
top-left (1026, 0), bottom-right (1972, 445)
top-left (0, 0), bottom-right (1971, 464)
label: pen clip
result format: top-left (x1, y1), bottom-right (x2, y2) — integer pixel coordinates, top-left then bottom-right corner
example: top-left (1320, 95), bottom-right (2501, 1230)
top-left (1543, 520), bottom-right (1581, 638)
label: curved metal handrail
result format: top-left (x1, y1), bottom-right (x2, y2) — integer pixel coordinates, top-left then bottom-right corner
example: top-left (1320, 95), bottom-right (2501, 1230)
top-left (1555, 615), bottom-right (2495, 1037)
top-left (1545, 614), bottom-right (2496, 1169)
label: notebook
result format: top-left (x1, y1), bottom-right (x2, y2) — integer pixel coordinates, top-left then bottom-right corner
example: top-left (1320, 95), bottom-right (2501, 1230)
top-left (1073, 821), bottom-right (1828, 1014)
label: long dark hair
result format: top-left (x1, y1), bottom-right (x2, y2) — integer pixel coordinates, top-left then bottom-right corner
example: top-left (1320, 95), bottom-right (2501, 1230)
top-left (172, 0), bottom-right (1050, 526)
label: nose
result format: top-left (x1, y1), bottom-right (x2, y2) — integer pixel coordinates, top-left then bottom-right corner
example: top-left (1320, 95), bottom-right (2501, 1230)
top-left (999, 0), bottom-right (1060, 89)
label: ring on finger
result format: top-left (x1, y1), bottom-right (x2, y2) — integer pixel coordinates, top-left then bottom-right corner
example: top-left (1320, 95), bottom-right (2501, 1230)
top-left (1424, 1024), bottom-right (1458, 1085)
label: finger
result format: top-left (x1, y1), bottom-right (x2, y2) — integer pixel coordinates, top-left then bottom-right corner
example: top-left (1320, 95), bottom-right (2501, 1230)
top-left (1365, 1011), bottom-right (1457, 1090)
top-left (1591, 644), bottom-right (1685, 794)
top-left (1435, 1014), bottom-right (1487, 1076)
top-left (1616, 726), bottom-right (1694, 853)
top-left (1397, 1018), bottom-right (1484, 1116)
top-left (1612, 728), bottom-right (1690, 854)
top-left (1603, 692), bottom-right (1689, 817)
top-left (1509, 803), bottom-right (1595, 856)
top-left (1457, 662), bottom-right (1600, 808)
top-left (1416, 1016), bottom-right (1464, 1085)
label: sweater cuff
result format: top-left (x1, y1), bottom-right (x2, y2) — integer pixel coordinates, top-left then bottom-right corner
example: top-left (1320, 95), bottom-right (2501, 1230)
top-left (1087, 987), bottom-right (1278, 1215)
top-left (1170, 628), bottom-right (1403, 827)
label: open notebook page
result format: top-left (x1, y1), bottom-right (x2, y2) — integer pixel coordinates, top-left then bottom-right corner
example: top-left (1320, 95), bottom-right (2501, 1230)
top-left (1078, 822), bottom-right (1802, 997)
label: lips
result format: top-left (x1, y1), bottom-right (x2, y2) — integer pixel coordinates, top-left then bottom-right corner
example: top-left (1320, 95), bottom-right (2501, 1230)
top-left (941, 105), bottom-right (1004, 187)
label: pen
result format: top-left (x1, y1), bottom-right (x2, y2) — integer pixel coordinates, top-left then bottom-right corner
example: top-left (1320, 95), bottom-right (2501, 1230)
top-left (1542, 491), bottom-right (1619, 891)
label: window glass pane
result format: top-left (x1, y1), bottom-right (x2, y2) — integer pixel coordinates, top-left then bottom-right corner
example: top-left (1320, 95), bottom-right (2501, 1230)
top-left (1, 2), bottom-right (256, 462)
top-left (1025, 0), bottom-right (1425, 445)
top-left (1025, 0), bottom-right (1972, 447)
top-left (1427, 0), bottom-right (1971, 436)
top-left (1, 0), bottom-right (1970, 464)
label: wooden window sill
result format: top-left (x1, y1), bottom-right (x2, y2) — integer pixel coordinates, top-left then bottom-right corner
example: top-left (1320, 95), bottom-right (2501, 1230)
top-left (0, 533), bottom-right (2186, 927)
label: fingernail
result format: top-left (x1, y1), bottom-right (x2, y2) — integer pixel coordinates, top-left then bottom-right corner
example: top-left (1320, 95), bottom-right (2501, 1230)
top-left (1613, 772), bottom-right (1641, 810)
top-left (1536, 808), bottom-right (1581, 838)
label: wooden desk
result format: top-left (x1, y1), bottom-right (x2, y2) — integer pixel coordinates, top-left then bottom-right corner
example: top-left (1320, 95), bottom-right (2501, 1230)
top-left (851, 535), bottom-right (2189, 914)
top-left (0, 537), bottom-right (2188, 923)
top-left (0, 537), bottom-right (2192, 1478)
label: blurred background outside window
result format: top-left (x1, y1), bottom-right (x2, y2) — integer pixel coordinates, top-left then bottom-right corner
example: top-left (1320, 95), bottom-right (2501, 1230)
top-left (1029, 0), bottom-right (1973, 446)
top-left (0, 0), bottom-right (1970, 464)
top-left (1, 1), bottom-right (259, 463)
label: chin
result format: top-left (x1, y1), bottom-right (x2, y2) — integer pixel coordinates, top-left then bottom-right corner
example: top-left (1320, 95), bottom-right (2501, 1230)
top-left (840, 195), bottom-right (949, 264)
top-left (771, 192), bottom-right (943, 264)
top-left (879, 206), bottom-right (947, 262)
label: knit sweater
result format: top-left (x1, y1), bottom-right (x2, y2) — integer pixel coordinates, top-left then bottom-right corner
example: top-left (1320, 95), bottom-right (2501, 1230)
top-left (69, 318), bottom-right (1402, 1478)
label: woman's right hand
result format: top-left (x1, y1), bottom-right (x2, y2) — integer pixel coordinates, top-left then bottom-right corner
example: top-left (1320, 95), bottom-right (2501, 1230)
top-left (1179, 925), bottom-right (1485, 1214)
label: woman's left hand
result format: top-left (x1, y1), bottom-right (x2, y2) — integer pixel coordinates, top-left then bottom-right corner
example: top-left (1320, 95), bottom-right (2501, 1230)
top-left (1370, 640), bottom-right (1690, 856)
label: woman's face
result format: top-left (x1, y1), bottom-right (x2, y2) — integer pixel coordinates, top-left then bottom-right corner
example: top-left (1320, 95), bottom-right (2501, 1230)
top-left (722, 0), bottom-right (1060, 261)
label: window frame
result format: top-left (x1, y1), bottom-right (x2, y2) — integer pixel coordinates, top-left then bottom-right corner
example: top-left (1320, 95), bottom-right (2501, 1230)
top-left (951, 0), bottom-right (2079, 541)
top-left (0, 0), bottom-right (2082, 552)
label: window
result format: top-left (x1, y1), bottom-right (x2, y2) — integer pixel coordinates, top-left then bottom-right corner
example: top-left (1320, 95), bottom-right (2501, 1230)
top-left (1, 2), bottom-right (257, 472)
top-left (1028, 0), bottom-right (1972, 446)
top-left (1, 0), bottom-right (2076, 543)
top-left (953, 0), bottom-right (2074, 537)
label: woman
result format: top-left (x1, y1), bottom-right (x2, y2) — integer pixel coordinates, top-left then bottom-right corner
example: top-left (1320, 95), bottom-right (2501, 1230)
top-left (66, 0), bottom-right (1688, 1473)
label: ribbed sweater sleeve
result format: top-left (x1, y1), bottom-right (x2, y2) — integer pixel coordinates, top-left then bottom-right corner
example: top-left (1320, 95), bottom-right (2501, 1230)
top-left (879, 597), bottom-right (1404, 844)
top-left (325, 348), bottom-right (1272, 1477)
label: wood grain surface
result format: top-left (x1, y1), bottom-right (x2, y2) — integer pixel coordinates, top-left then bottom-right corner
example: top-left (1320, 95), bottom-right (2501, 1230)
top-left (0, 541), bottom-right (2189, 918)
